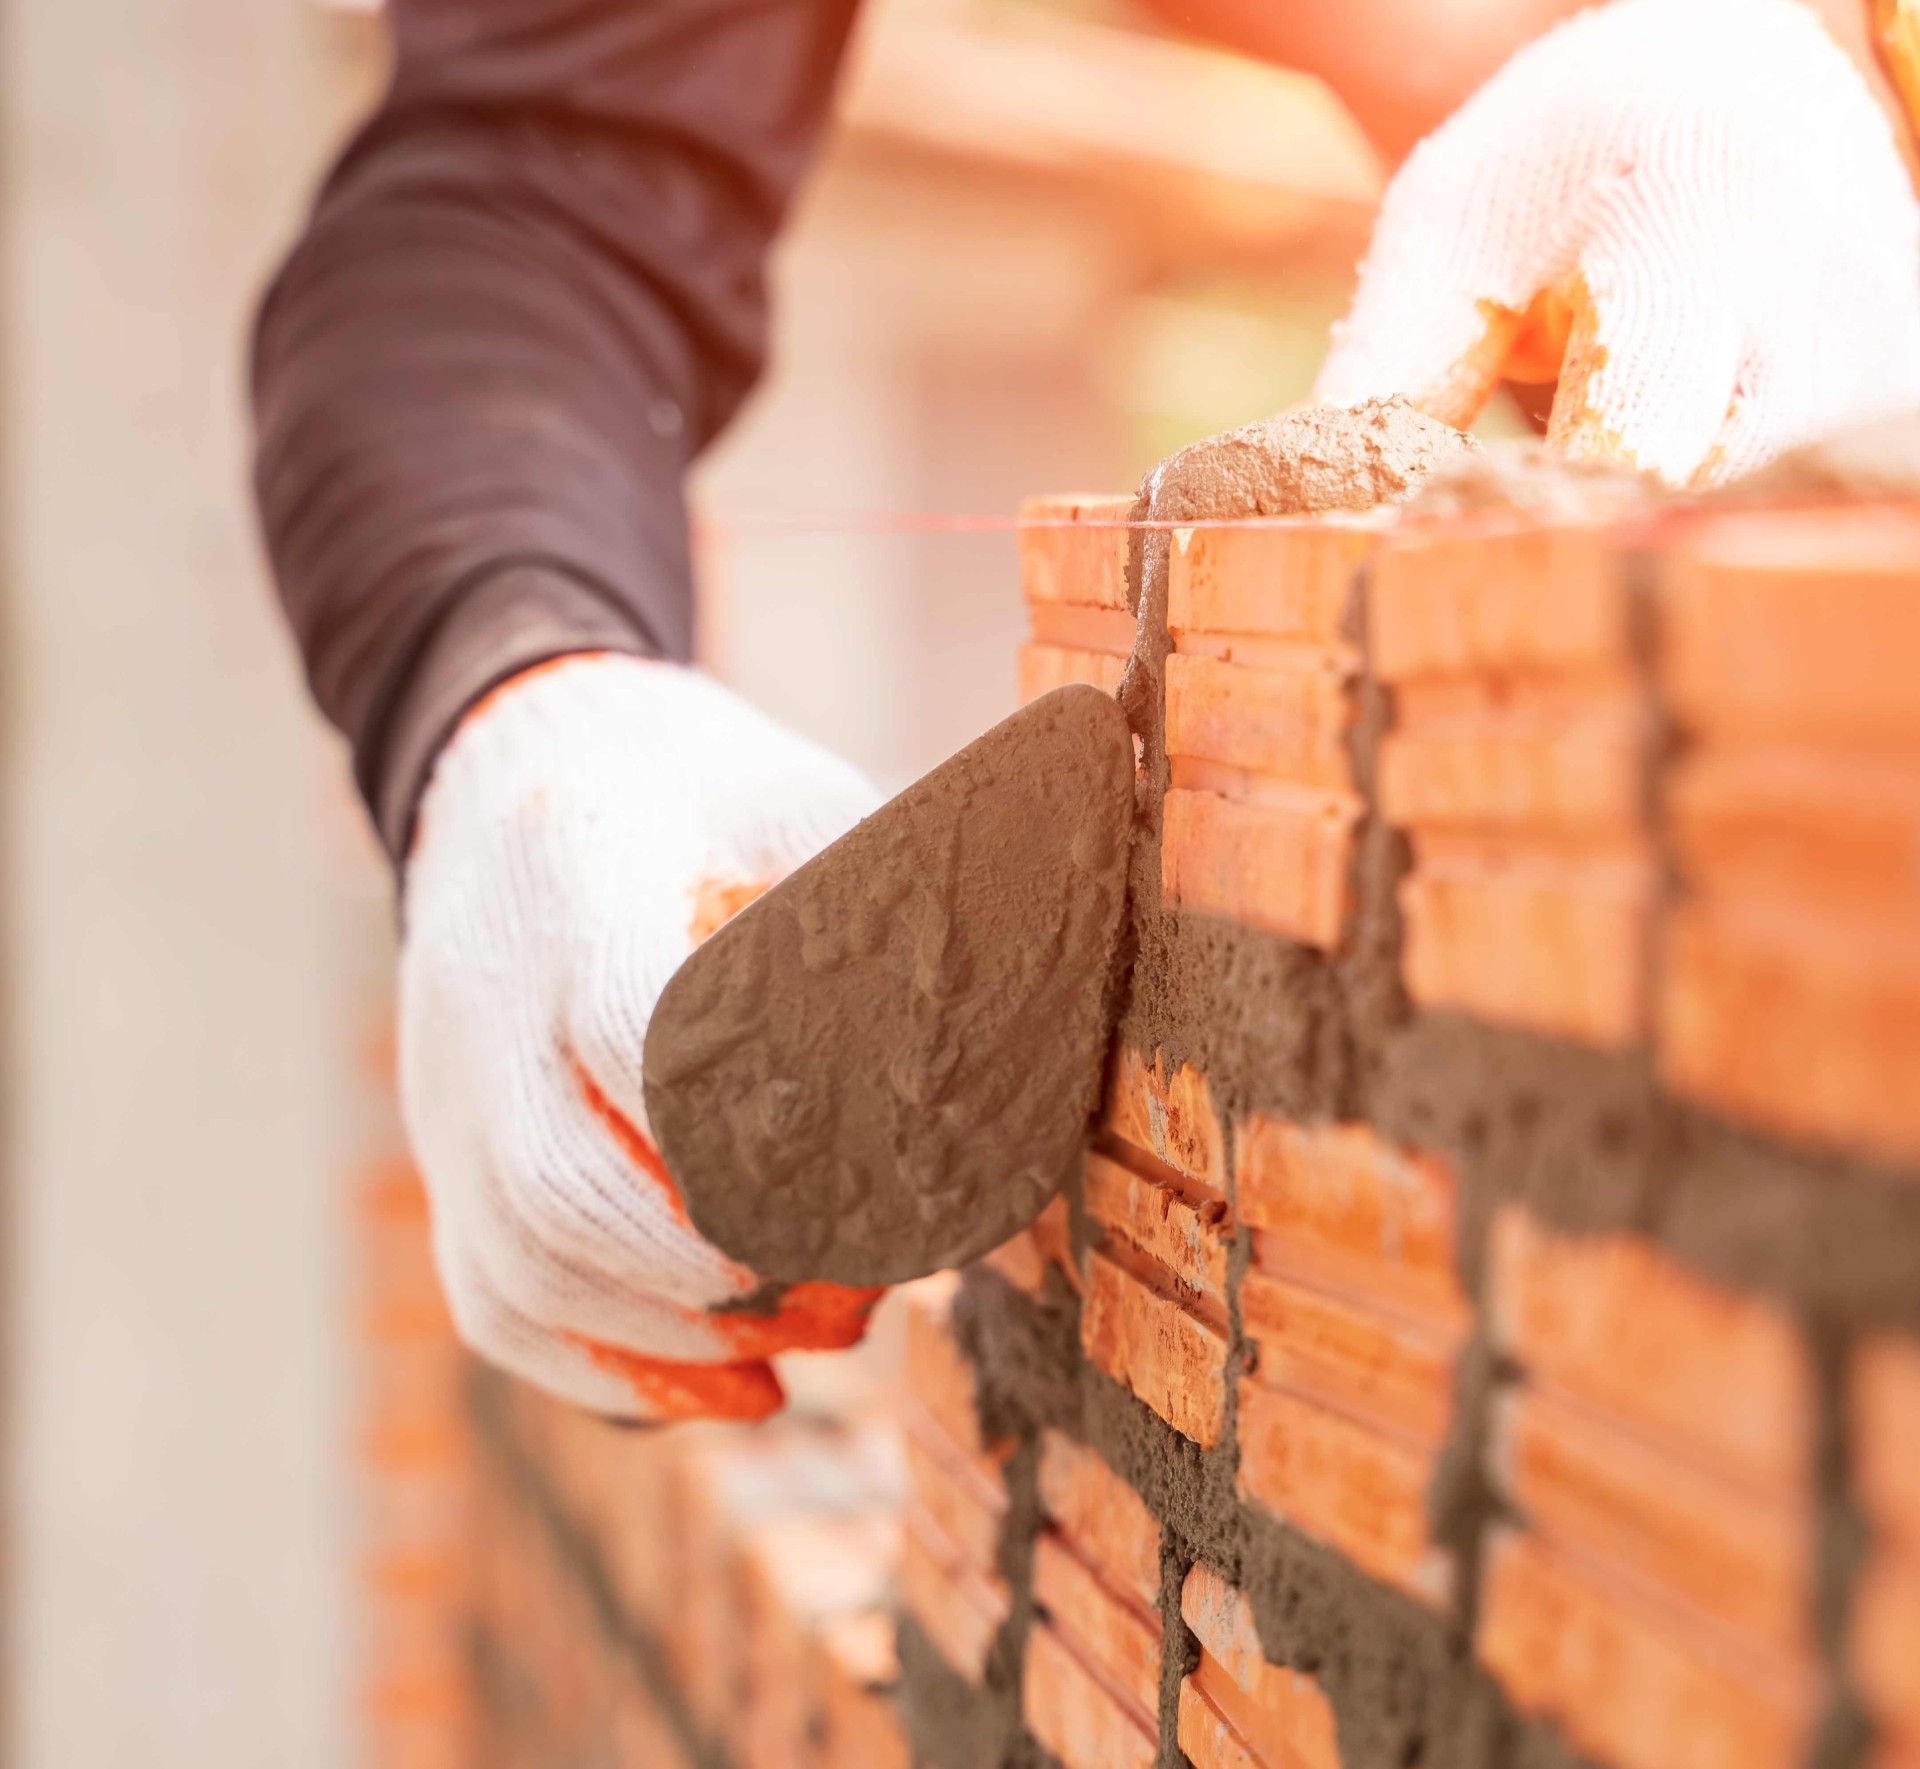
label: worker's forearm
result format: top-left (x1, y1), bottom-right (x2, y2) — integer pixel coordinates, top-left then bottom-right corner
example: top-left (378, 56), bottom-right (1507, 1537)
top-left (250, 0), bottom-right (861, 863)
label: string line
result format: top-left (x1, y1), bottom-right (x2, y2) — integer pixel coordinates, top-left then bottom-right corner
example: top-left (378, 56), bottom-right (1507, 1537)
top-left (692, 510), bottom-right (1331, 536)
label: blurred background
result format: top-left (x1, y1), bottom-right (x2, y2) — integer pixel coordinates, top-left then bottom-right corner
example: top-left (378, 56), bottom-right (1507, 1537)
top-left (0, 0), bottom-right (1548, 1759)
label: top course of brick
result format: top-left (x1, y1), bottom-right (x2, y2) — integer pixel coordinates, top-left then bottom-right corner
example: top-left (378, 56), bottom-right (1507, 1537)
top-left (1016, 489), bottom-right (1920, 1179)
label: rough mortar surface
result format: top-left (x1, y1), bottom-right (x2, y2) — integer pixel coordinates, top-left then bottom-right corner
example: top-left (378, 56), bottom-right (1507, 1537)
top-left (1144, 398), bottom-right (1474, 521)
top-left (645, 685), bottom-right (1135, 1286)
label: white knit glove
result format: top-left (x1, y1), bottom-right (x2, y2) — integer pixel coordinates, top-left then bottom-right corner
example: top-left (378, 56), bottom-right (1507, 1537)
top-left (397, 654), bottom-right (883, 1422)
top-left (1314, 0), bottom-right (1920, 487)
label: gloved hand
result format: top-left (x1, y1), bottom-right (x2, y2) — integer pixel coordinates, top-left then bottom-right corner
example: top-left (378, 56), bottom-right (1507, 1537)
top-left (398, 653), bottom-right (883, 1422)
top-left (1314, 0), bottom-right (1920, 487)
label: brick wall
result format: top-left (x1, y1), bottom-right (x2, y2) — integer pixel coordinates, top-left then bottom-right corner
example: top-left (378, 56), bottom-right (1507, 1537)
top-left (359, 486), bottom-right (1920, 1769)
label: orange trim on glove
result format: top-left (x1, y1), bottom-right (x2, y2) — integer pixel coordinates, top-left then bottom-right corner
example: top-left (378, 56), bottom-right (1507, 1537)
top-left (564, 1333), bottom-right (786, 1422)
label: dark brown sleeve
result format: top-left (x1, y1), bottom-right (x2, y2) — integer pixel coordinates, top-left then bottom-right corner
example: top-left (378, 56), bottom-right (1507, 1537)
top-left (250, 0), bottom-right (861, 862)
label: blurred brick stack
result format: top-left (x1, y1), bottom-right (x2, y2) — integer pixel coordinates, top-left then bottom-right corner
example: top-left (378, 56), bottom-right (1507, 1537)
top-left (353, 1047), bottom-right (909, 1769)
top-left (356, 1151), bottom-right (477, 1769)
top-left (356, 486), bottom-right (1920, 1769)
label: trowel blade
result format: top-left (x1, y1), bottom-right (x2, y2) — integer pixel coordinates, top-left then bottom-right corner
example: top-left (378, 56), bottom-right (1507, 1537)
top-left (642, 684), bottom-right (1135, 1288)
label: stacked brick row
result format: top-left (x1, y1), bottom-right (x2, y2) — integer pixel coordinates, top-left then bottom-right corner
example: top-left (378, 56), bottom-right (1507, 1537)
top-left (1371, 517), bottom-right (1654, 1048)
top-left (465, 1369), bottom-right (909, 1768)
top-left (889, 487), bottom-right (1920, 1769)
top-left (1659, 507), bottom-right (1920, 1165)
top-left (1478, 1207), bottom-right (1820, 1769)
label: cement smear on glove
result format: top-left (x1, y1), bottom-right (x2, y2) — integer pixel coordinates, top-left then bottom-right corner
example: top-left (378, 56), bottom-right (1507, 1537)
top-left (1145, 397), bottom-right (1474, 521)
top-left (644, 685), bottom-right (1135, 1288)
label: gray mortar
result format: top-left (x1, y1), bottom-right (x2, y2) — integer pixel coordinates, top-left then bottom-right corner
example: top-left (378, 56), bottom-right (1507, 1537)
top-left (1156, 1534), bottom-right (1201, 1769)
top-left (1237, 1515), bottom-right (1508, 1769)
top-left (896, 1618), bottom-right (1055, 1769)
top-left (646, 685), bottom-right (1134, 1287)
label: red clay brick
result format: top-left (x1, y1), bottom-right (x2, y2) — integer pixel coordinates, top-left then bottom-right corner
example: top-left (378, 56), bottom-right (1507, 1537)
top-left (1381, 684), bottom-right (1645, 833)
top-left (1668, 748), bottom-right (1920, 923)
top-left (1399, 840), bottom-right (1653, 1047)
top-left (368, 1584), bottom-right (472, 1715)
top-left (1852, 1551), bottom-right (1920, 1741)
top-left (739, 1513), bottom-right (895, 1769)
top-left (1168, 520), bottom-right (1372, 642)
top-left (1240, 1268), bottom-right (1459, 1447)
top-left (612, 1666), bottom-right (696, 1769)
top-left (1478, 1528), bottom-right (1816, 1769)
top-left (1027, 600), bottom-right (1137, 654)
top-left (817, 1610), bottom-right (909, 1769)
top-left (1018, 643), bottom-right (1128, 706)
top-left (1181, 1563), bottom-right (1341, 1769)
top-left (1371, 521), bottom-right (1631, 683)
top-left (1085, 1146), bottom-right (1231, 1309)
top-left (983, 1194), bottom-right (1078, 1297)
top-left (1178, 1682), bottom-right (1265, 1769)
top-left (981, 1225), bottom-right (1050, 1295)
top-left (1020, 494), bottom-right (1132, 609)
top-left (1104, 1045), bottom-right (1227, 1188)
top-left (1164, 652), bottom-right (1352, 788)
top-left (1031, 1531), bottom-right (1161, 1716)
top-left (1036, 1431), bottom-right (1163, 1613)
top-left (899, 1512), bottom-right (1008, 1685)
top-left (1853, 1336), bottom-right (1920, 1552)
top-left (1022, 1620), bottom-right (1157, 1769)
top-left (1489, 1207), bottom-right (1813, 1491)
top-left (1492, 1387), bottom-right (1812, 1655)
top-left (1237, 1118), bottom-right (1465, 1327)
top-left (1082, 1245), bottom-right (1229, 1448)
top-left (1659, 507), bottom-right (1920, 745)
top-left (1876, 1734), bottom-right (1920, 1769)
top-left (900, 1276), bottom-right (1000, 1466)
top-left (1659, 898), bottom-right (1920, 1167)
top-left (1162, 784), bottom-right (1358, 948)
top-left (902, 1427), bottom-right (1006, 1573)
top-left (739, 1563), bottom-right (821, 1766)
top-left (1236, 1377), bottom-right (1452, 1607)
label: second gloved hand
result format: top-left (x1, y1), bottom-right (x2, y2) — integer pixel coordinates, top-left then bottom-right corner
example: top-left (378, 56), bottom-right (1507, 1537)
top-left (1314, 0), bottom-right (1920, 486)
top-left (398, 653), bottom-right (883, 1421)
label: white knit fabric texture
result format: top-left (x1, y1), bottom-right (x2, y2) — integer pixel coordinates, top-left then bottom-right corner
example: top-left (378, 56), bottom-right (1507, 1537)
top-left (1314, 0), bottom-right (1920, 486)
top-left (398, 655), bottom-right (879, 1416)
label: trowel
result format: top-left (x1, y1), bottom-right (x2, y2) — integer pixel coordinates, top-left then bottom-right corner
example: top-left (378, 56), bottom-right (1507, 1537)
top-left (642, 685), bottom-right (1137, 1288)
